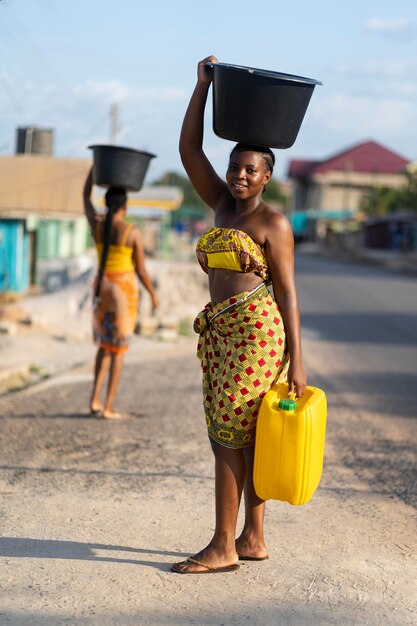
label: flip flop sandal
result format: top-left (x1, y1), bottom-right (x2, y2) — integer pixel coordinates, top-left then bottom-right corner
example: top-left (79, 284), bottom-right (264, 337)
top-left (238, 554), bottom-right (269, 561)
top-left (171, 557), bottom-right (240, 574)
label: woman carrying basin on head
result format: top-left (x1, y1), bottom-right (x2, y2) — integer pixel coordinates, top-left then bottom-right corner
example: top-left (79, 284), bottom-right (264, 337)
top-left (171, 56), bottom-right (307, 574)
top-left (83, 167), bottom-right (159, 419)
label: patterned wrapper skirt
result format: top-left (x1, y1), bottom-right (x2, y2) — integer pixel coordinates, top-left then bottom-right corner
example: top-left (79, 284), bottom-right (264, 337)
top-left (193, 283), bottom-right (289, 449)
top-left (93, 271), bottom-right (139, 354)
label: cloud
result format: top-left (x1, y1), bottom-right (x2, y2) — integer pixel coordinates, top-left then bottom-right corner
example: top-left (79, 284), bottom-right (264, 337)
top-left (84, 80), bottom-right (187, 104)
top-left (331, 60), bottom-right (417, 100)
top-left (302, 91), bottom-right (416, 164)
top-left (313, 92), bottom-right (413, 133)
top-left (0, 76), bottom-right (190, 178)
top-left (364, 17), bottom-right (416, 40)
top-left (334, 59), bottom-right (417, 80)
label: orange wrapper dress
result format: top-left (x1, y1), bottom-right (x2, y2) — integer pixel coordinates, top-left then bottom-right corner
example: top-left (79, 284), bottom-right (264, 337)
top-left (93, 224), bottom-right (138, 354)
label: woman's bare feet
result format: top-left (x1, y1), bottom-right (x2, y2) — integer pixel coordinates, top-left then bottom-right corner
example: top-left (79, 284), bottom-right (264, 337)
top-left (102, 410), bottom-right (124, 420)
top-left (171, 543), bottom-right (239, 574)
top-left (90, 403), bottom-right (103, 415)
top-left (235, 533), bottom-right (269, 560)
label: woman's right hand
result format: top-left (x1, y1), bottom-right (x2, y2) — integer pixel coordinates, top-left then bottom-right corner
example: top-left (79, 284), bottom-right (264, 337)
top-left (197, 55), bottom-right (218, 85)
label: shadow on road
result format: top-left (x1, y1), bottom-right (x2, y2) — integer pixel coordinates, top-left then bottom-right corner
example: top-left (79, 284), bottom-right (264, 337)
top-left (328, 371), bottom-right (417, 418)
top-left (302, 312), bottom-right (417, 345)
top-left (0, 411), bottom-right (148, 419)
top-left (0, 464), bottom-right (213, 482)
top-left (340, 436), bottom-right (417, 509)
top-left (0, 536), bottom-right (186, 570)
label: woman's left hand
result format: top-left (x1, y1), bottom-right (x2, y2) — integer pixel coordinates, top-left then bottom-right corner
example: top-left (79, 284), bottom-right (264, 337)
top-left (287, 359), bottom-right (307, 398)
top-left (151, 293), bottom-right (160, 314)
top-left (197, 55), bottom-right (218, 85)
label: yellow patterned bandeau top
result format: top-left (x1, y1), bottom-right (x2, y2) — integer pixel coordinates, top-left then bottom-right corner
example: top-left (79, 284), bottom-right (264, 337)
top-left (196, 227), bottom-right (270, 281)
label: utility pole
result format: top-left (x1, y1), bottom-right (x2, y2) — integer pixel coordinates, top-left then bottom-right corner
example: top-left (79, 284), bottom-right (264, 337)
top-left (109, 103), bottom-right (119, 144)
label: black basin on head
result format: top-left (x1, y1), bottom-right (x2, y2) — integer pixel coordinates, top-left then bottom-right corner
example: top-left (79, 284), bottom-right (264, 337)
top-left (89, 144), bottom-right (156, 192)
top-left (208, 62), bottom-right (322, 149)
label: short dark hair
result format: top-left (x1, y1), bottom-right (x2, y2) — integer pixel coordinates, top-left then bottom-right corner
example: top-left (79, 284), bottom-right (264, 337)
top-left (104, 187), bottom-right (127, 212)
top-left (230, 143), bottom-right (275, 174)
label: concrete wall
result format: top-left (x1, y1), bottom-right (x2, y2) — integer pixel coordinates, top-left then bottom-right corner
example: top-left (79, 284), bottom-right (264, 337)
top-left (0, 219), bottom-right (29, 293)
top-left (292, 171), bottom-right (408, 212)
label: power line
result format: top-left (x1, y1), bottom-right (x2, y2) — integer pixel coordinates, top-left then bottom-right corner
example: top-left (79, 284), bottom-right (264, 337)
top-left (7, 3), bottom-right (63, 84)
top-left (0, 74), bottom-right (25, 115)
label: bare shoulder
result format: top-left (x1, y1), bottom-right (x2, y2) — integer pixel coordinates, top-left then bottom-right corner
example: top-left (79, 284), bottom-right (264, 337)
top-left (129, 224), bottom-right (143, 244)
top-left (262, 207), bottom-right (292, 240)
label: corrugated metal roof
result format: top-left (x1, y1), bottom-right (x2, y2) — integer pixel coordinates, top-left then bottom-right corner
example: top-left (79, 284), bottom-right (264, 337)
top-left (0, 156), bottom-right (183, 217)
top-left (0, 155), bottom-right (90, 217)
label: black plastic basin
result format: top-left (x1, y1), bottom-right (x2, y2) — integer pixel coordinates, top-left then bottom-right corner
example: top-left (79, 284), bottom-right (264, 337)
top-left (88, 144), bottom-right (156, 192)
top-left (208, 62), bottom-right (322, 149)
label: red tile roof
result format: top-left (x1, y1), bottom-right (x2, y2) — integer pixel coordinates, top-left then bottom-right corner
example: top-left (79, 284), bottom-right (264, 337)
top-left (287, 159), bottom-right (320, 178)
top-left (288, 140), bottom-right (410, 178)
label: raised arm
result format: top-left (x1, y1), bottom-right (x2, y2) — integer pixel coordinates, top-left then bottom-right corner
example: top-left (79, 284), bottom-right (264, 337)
top-left (132, 229), bottom-right (159, 313)
top-left (83, 165), bottom-right (96, 229)
top-left (179, 56), bottom-right (227, 210)
top-left (265, 213), bottom-right (307, 398)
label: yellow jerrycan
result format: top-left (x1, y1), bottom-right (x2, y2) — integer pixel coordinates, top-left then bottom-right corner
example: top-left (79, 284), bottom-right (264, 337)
top-left (254, 383), bottom-right (327, 505)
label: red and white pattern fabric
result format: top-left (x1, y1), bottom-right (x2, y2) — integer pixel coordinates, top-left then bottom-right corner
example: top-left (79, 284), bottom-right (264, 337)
top-left (193, 284), bottom-right (289, 449)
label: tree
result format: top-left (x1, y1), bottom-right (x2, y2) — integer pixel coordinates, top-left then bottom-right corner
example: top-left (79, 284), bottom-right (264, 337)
top-left (152, 171), bottom-right (208, 210)
top-left (360, 174), bottom-right (417, 216)
top-left (402, 171), bottom-right (417, 214)
top-left (264, 177), bottom-right (288, 207)
top-left (360, 186), bottom-right (404, 216)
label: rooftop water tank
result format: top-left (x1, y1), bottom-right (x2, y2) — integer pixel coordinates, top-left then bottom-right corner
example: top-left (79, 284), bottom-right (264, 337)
top-left (16, 126), bottom-right (54, 155)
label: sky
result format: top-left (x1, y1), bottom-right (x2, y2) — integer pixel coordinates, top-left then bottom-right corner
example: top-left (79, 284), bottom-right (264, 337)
top-left (0, 0), bottom-right (416, 182)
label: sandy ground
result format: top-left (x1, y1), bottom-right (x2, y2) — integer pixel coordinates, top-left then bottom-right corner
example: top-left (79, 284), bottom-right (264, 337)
top-left (0, 258), bottom-right (416, 625)
top-left (0, 259), bottom-right (208, 392)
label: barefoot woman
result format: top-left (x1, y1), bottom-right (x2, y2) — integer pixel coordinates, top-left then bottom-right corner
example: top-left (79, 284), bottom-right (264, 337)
top-left (83, 167), bottom-right (159, 419)
top-left (172, 57), bottom-right (307, 573)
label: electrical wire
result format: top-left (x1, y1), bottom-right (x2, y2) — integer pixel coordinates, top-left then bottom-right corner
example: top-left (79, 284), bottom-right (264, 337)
top-left (0, 2), bottom-right (71, 131)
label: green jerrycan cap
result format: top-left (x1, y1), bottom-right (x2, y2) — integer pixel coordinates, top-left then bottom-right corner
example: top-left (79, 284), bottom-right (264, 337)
top-left (278, 398), bottom-right (297, 411)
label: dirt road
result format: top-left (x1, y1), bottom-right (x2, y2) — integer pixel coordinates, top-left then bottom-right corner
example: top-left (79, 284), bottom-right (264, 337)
top-left (0, 338), bottom-right (415, 625)
top-left (0, 255), bottom-right (416, 625)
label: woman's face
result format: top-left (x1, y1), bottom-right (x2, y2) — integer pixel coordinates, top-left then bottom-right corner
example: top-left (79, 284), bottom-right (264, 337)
top-left (226, 151), bottom-right (271, 200)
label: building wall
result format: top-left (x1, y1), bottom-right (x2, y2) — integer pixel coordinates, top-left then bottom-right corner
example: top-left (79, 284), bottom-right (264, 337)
top-left (319, 184), bottom-right (366, 211)
top-left (35, 218), bottom-right (94, 291)
top-left (37, 218), bottom-right (90, 260)
top-left (292, 171), bottom-right (408, 211)
top-left (0, 219), bottom-right (29, 292)
top-left (0, 217), bottom-right (93, 293)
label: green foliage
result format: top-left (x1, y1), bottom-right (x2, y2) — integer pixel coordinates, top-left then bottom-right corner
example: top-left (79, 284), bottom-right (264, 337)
top-left (152, 171), bottom-right (208, 210)
top-left (264, 177), bottom-right (288, 207)
top-left (360, 186), bottom-right (403, 216)
top-left (402, 171), bottom-right (417, 212)
top-left (360, 173), bottom-right (417, 216)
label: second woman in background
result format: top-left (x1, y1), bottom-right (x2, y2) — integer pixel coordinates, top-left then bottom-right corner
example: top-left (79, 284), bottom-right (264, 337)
top-left (83, 167), bottom-right (159, 419)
